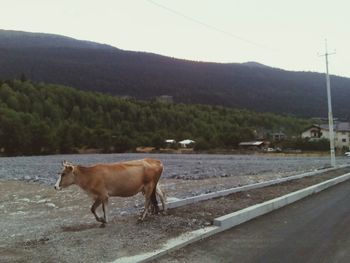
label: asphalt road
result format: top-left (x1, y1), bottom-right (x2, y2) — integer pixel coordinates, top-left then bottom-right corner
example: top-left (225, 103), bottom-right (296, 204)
top-left (157, 179), bottom-right (350, 263)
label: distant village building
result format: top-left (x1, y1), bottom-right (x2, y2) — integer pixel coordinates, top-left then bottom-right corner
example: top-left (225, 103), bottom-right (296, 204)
top-left (301, 122), bottom-right (350, 150)
top-left (156, 95), bottom-right (173, 103)
top-left (238, 141), bottom-right (270, 150)
top-left (271, 132), bottom-right (286, 141)
top-left (165, 139), bottom-right (177, 147)
top-left (179, 139), bottom-right (195, 148)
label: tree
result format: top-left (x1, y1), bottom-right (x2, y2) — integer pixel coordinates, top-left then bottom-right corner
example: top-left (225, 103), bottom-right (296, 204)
top-left (70, 105), bottom-right (81, 120)
top-left (151, 133), bottom-right (166, 150)
top-left (0, 110), bottom-right (30, 155)
top-left (114, 135), bottom-right (135, 153)
top-left (6, 96), bottom-right (20, 111)
top-left (28, 121), bottom-right (52, 154)
top-left (56, 122), bottom-right (74, 154)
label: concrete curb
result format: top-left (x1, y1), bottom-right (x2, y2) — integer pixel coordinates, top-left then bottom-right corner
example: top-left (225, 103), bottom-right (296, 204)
top-left (111, 226), bottom-right (221, 263)
top-left (112, 170), bottom-right (350, 263)
top-left (214, 172), bottom-right (350, 229)
top-left (165, 165), bottom-right (349, 209)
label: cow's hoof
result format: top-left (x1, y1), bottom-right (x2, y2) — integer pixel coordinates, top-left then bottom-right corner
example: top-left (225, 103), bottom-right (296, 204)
top-left (98, 217), bottom-right (107, 224)
top-left (99, 223), bottom-right (106, 228)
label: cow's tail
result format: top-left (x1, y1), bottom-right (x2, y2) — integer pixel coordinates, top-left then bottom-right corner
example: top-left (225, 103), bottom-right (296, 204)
top-left (152, 161), bottom-right (164, 214)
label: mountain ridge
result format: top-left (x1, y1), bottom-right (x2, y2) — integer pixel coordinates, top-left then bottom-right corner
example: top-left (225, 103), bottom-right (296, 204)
top-left (1, 29), bottom-right (350, 119)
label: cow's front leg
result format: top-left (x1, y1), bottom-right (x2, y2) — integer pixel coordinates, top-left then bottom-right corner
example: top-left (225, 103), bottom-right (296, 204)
top-left (91, 199), bottom-right (105, 223)
top-left (101, 197), bottom-right (109, 224)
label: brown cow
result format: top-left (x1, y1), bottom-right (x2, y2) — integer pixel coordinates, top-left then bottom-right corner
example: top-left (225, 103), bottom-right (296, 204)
top-left (54, 158), bottom-right (165, 225)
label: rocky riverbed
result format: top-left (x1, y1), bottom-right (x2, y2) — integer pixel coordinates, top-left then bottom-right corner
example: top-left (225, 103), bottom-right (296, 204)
top-left (1, 153), bottom-right (348, 184)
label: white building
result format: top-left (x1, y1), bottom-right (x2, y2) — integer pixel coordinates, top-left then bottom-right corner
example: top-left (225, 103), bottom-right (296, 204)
top-left (179, 139), bottom-right (195, 148)
top-left (301, 122), bottom-right (350, 150)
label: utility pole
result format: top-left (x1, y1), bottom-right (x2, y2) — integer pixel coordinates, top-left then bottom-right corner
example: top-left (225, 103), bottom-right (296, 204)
top-left (319, 39), bottom-right (336, 167)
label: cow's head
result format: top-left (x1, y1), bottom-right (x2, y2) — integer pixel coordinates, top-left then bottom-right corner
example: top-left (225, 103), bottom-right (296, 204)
top-left (54, 161), bottom-right (76, 190)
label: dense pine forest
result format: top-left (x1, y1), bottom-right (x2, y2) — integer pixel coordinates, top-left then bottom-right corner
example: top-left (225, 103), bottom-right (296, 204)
top-left (0, 79), bottom-right (312, 156)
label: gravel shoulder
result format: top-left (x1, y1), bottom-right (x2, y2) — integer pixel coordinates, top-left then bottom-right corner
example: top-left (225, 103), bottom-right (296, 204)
top-left (0, 167), bottom-right (349, 263)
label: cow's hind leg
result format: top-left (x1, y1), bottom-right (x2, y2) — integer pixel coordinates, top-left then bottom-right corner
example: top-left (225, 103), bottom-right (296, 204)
top-left (151, 187), bottom-right (159, 215)
top-left (146, 186), bottom-right (159, 216)
top-left (140, 184), bottom-right (156, 221)
top-left (149, 185), bottom-right (166, 214)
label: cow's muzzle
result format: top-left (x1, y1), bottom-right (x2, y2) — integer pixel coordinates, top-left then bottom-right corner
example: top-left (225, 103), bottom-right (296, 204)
top-left (54, 175), bottom-right (62, 190)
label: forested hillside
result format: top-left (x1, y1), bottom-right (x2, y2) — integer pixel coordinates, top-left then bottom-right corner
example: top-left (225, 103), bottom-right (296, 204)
top-left (1, 30), bottom-right (350, 119)
top-left (0, 79), bottom-right (311, 156)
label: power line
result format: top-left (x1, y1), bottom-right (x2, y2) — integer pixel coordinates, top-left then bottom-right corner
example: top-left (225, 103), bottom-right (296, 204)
top-left (145, 0), bottom-right (273, 50)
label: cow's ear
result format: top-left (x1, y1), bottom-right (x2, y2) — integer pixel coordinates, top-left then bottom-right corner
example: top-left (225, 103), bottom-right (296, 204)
top-left (63, 160), bottom-right (73, 167)
top-left (67, 165), bottom-right (74, 171)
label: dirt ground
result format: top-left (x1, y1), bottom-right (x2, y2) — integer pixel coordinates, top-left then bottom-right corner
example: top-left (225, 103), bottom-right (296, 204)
top-left (0, 167), bottom-right (349, 263)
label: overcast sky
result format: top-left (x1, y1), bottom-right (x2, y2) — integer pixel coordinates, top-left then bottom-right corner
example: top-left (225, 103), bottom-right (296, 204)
top-left (1, 0), bottom-right (349, 77)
